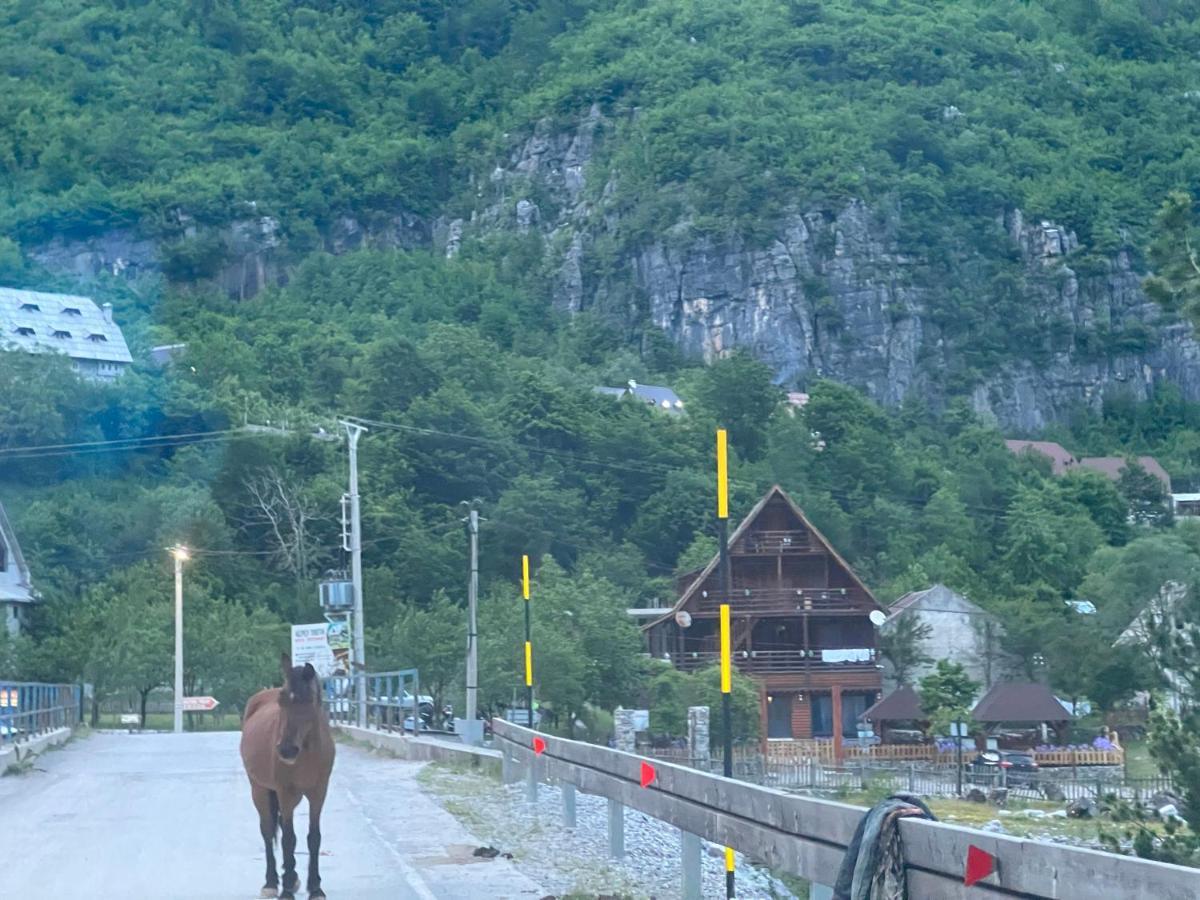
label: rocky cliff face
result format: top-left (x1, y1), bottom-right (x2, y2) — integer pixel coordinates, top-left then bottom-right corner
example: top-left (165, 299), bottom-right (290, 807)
top-left (470, 110), bottom-right (1200, 432)
top-left (28, 108), bottom-right (1200, 432)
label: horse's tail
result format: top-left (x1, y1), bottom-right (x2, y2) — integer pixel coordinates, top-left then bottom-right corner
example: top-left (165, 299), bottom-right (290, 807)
top-left (268, 789), bottom-right (280, 845)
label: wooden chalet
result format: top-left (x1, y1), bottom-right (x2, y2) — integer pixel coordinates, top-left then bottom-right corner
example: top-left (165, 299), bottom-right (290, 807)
top-left (644, 486), bottom-right (885, 747)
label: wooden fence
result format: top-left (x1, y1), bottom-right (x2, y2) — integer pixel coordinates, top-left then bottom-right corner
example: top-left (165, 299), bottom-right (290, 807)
top-left (495, 719), bottom-right (1198, 898)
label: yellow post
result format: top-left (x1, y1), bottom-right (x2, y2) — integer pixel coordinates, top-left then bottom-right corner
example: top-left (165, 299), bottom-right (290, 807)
top-left (521, 554), bottom-right (533, 724)
top-left (717, 428), bottom-right (735, 898)
top-left (716, 428), bottom-right (729, 520)
top-left (719, 603), bottom-right (732, 694)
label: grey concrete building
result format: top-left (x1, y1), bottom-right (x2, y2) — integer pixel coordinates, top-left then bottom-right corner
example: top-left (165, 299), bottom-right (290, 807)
top-left (1, 286), bottom-right (132, 380)
top-left (883, 584), bottom-right (1021, 689)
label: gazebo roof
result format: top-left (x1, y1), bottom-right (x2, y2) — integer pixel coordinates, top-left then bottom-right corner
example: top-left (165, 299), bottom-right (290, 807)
top-left (971, 682), bottom-right (1069, 724)
top-left (862, 685), bottom-right (926, 722)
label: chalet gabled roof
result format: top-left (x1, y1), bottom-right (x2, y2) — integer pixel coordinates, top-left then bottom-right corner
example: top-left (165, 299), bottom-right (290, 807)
top-left (643, 484), bottom-right (882, 630)
top-left (971, 682), bottom-right (1069, 724)
top-left (862, 685), bottom-right (926, 722)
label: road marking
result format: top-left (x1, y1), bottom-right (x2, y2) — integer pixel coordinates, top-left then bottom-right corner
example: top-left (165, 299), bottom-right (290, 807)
top-left (344, 785), bottom-right (438, 900)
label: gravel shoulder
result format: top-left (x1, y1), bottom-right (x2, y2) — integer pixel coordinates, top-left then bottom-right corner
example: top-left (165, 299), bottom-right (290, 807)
top-left (417, 761), bottom-right (804, 899)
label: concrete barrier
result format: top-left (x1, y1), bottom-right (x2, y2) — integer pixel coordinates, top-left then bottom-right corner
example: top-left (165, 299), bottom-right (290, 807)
top-left (0, 726), bottom-right (74, 772)
top-left (334, 724), bottom-right (501, 776)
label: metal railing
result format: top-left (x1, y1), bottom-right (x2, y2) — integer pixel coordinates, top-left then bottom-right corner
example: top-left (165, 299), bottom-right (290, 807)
top-left (0, 682), bottom-right (81, 745)
top-left (666, 648), bottom-right (879, 675)
top-left (734, 530), bottom-right (812, 554)
top-left (695, 586), bottom-right (869, 615)
top-left (494, 719), bottom-right (1200, 899)
top-left (325, 669), bottom-right (421, 734)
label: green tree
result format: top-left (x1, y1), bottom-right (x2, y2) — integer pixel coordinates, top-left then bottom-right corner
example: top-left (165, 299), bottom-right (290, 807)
top-left (644, 662), bottom-right (761, 748)
top-left (879, 615), bottom-right (934, 686)
top-left (1118, 461), bottom-right (1173, 528)
top-left (1145, 191), bottom-right (1200, 326)
top-left (919, 660), bottom-right (979, 737)
top-left (376, 591), bottom-right (465, 725)
top-left (692, 351), bottom-right (780, 462)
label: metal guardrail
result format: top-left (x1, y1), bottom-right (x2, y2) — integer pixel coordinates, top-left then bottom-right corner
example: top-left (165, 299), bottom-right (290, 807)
top-left (493, 719), bottom-right (1200, 899)
top-left (325, 669), bottom-right (421, 734)
top-left (0, 682), bottom-right (81, 745)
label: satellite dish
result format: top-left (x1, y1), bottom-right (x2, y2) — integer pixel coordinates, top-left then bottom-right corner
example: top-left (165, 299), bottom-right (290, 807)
top-left (869, 610), bottom-right (887, 627)
top-left (675, 610), bottom-right (693, 628)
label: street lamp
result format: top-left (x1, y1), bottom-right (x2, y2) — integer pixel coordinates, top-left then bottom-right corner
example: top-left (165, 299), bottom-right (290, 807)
top-left (171, 545), bottom-right (189, 734)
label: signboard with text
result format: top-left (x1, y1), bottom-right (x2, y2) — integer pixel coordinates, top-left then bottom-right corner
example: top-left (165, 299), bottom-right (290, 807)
top-left (291, 619), bottom-right (351, 679)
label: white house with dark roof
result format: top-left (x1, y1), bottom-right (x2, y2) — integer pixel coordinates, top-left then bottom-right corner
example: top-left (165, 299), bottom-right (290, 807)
top-left (0, 287), bottom-right (132, 381)
top-left (594, 380), bottom-right (685, 414)
top-left (0, 501), bottom-right (34, 637)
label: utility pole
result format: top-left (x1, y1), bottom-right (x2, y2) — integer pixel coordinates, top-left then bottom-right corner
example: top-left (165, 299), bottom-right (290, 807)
top-left (464, 503), bottom-right (481, 737)
top-left (171, 545), bottom-right (189, 735)
top-left (340, 420), bottom-right (368, 728)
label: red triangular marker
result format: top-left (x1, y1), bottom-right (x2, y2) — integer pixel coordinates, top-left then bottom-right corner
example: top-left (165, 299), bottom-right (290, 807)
top-left (964, 845), bottom-right (996, 887)
top-left (532, 736), bottom-right (546, 755)
top-left (640, 761), bottom-right (657, 788)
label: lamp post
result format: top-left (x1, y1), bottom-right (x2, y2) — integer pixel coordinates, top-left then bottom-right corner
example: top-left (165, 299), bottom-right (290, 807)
top-left (171, 545), bottom-right (189, 734)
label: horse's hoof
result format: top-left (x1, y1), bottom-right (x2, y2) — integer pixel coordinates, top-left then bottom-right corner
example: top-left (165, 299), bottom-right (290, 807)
top-left (260, 888), bottom-right (278, 899)
top-left (280, 893), bottom-right (295, 900)
top-left (284, 875), bottom-right (301, 892)
top-left (309, 892), bottom-right (327, 900)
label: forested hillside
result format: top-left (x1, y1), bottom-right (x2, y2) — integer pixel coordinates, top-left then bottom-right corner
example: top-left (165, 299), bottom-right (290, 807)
top-left (5, 0), bottom-right (1200, 749)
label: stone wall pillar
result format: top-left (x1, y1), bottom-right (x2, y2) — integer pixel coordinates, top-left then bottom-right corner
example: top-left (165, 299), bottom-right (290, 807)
top-left (614, 707), bottom-right (636, 753)
top-left (687, 706), bottom-right (710, 767)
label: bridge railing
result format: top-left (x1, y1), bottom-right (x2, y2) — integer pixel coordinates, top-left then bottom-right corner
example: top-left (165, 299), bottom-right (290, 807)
top-left (493, 718), bottom-right (1200, 900)
top-left (324, 669), bottom-right (420, 734)
top-left (0, 682), bottom-right (81, 745)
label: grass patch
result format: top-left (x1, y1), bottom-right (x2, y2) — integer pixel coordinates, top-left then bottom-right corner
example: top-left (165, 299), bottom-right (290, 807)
top-left (1123, 740), bottom-right (1161, 779)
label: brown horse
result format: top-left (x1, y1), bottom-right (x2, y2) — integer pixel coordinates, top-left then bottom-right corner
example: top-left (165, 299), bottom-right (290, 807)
top-left (241, 653), bottom-right (336, 900)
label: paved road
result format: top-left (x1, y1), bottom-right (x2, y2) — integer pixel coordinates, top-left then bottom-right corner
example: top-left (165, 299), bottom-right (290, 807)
top-left (0, 731), bottom-right (544, 899)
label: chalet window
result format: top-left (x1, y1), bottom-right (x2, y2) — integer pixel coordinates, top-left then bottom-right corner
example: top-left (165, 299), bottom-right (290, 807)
top-left (812, 694), bottom-right (834, 737)
top-left (18, 302), bottom-right (39, 311)
top-left (767, 693), bottom-right (794, 739)
top-left (62, 307), bottom-right (82, 315)
top-left (52, 329), bottom-right (71, 339)
top-left (87, 333), bottom-right (108, 342)
top-left (13, 326), bottom-right (34, 336)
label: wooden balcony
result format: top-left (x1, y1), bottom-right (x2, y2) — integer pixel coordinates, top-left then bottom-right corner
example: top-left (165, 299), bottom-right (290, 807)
top-left (666, 648), bottom-right (880, 676)
top-left (694, 586), bottom-right (866, 616)
top-left (734, 530), bottom-right (812, 555)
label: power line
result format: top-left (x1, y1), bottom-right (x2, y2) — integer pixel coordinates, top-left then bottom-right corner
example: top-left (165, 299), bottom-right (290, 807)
top-left (346, 415), bottom-right (1022, 519)
top-left (0, 428), bottom-right (245, 456)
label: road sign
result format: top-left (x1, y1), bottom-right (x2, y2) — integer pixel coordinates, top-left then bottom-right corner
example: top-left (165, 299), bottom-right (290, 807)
top-left (182, 696), bottom-right (219, 712)
top-left (119, 713), bottom-right (139, 725)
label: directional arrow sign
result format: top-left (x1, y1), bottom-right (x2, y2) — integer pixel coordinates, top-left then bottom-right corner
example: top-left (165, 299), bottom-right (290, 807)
top-left (182, 696), bottom-right (219, 712)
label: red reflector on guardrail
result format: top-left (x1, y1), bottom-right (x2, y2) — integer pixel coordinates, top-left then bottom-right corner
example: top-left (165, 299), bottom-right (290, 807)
top-left (533, 736), bottom-right (546, 755)
top-left (640, 761), bottom-right (657, 788)
top-left (965, 845), bottom-right (996, 886)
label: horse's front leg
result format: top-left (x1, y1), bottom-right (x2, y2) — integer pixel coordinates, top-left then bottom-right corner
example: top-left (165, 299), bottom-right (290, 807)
top-left (306, 784), bottom-right (328, 899)
top-left (278, 790), bottom-right (302, 899)
top-left (252, 785), bottom-right (279, 898)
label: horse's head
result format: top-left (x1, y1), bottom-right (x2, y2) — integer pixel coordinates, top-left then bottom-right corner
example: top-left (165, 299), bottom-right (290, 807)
top-left (276, 652), bottom-right (321, 765)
